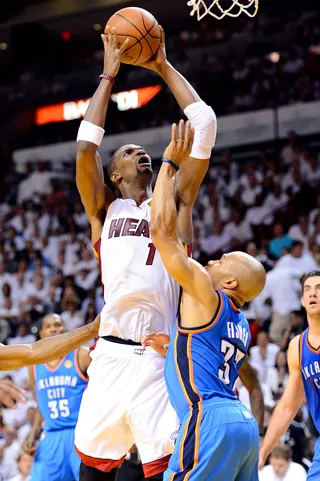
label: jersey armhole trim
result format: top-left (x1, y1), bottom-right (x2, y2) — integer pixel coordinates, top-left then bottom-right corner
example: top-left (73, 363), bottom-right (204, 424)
top-left (74, 349), bottom-right (89, 382)
top-left (178, 291), bottom-right (223, 334)
top-left (299, 333), bottom-right (303, 368)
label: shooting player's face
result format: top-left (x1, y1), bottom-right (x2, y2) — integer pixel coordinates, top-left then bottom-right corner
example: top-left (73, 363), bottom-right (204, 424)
top-left (111, 145), bottom-right (152, 184)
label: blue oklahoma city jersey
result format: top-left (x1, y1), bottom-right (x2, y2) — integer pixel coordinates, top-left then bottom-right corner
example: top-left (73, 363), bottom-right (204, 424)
top-left (165, 290), bottom-right (251, 419)
top-left (300, 329), bottom-right (320, 433)
top-left (34, 349), bottom-right (88, 431)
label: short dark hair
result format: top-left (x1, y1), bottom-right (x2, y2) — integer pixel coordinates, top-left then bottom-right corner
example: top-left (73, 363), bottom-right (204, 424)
top-left (301, 270), bottom-right (320, 289)
top-left (291, 240), bottom-right (303, 249)
top-left (270, 445), bottom-right (292, 461)
top-left (107, 150), bottom-right (119, 179)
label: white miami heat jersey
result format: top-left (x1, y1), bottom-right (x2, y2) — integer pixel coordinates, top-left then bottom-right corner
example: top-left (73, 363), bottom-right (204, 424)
top-left (95, 198), bottom-right (181, 342)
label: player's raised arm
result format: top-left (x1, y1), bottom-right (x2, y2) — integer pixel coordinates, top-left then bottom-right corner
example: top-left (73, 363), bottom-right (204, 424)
top-left (150, 120), bottom-right (217, 310)
top-left (141, 28), bottom-right (217, 243)
top-left (259, 335), bottom-right (305, 469)
top-left (0, 316), bottom-right (99, 371)
top-left (238, 358), bottom-right (265, 434)
top-left (76, 27), bottom-right (129, 244)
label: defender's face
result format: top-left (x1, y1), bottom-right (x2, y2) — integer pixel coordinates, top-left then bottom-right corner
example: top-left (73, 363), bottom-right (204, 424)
top-left (301, 276), bottom-right (320, 316)
top-left (205, 254), bottom-right (230, 288)
top-left (40, 316), bottom-right (64, 339)
top-left (114, 144), bottom-right (152, 182)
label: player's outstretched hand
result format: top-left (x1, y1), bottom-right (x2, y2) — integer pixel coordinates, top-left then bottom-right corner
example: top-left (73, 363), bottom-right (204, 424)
top-left (0, 380), bottom-right (27, 409)
top-left (141, 332), bottom-right (170, 357)
top-left (101, 26), bottom-right (129, 77)
top-left (163, 119), bottom-right (194, 168)
top-left (138, 26), bottom-right (168, 72)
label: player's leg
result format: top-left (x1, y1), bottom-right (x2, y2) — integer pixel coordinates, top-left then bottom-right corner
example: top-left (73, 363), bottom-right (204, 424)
top-left (235, 421), bottom-right (259, 481)
top-left (165, 401), bottom-right (259, 481)
top-left (75, 339), bottom-right (134, 474)
top-left (30, 431), bottom-right (69, 481)
top-left (128, 351), bottom-right (179, 479)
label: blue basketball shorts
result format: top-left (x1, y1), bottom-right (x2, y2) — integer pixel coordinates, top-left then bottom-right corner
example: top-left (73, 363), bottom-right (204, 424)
top-left (30, 428), bottom-right (80, 481)
top-left (164, 398), bottom-right (259, 481)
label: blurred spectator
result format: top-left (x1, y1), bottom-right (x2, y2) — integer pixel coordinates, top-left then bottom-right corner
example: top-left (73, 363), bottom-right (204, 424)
top-left (8, 323), bottom-right (36, 346)
top-left (257, 266), bottom-right (302, 343)
top-left (276, 241), bottom-right (317, 277)
top-left (265, 350), bottom-right (289, 400)
top-left (0, 444), bottom-right (17, 481)
top-left (259, 445), bottom-right (307, 480)
top-left (279, 311), bottom-right (305, 351)
top-left (9, 452), bottom-right (34, 481)
top-left (250, 332), bottom-right (280, 383)
top-left (268, 224), bottom-right (293, 259)
top-left (60, 298), bottom-right (84, 331)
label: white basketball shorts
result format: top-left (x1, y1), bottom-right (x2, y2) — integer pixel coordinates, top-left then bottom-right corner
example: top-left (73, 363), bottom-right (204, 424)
top-left (74, 338), bottom-right (179, 477)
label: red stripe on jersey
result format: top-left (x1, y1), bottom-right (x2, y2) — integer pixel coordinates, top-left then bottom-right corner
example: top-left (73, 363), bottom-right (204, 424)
top-left (93, 237), bottom-right (105, 298)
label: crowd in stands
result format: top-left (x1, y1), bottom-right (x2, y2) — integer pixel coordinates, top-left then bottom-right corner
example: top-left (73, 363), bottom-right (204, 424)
top-left (1, 1), bottom-right (320, 150)
top-left (0, 0), bottom-right (319, 478)
top-left (0, 128), bottom-right (319, 479)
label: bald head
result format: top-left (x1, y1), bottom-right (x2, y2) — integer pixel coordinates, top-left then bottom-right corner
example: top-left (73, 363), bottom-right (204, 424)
top-left (207, 251), bottom-right (266, 304)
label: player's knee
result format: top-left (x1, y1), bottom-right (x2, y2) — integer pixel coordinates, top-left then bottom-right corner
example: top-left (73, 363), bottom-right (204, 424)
top-left (80, 462), bottom-right (117, 481)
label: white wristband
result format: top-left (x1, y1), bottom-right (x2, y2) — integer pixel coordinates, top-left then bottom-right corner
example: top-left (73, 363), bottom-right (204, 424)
top-left (184, 100), bottom-right (217, 159)
top-left (77, 120), bottom-right (105, 146)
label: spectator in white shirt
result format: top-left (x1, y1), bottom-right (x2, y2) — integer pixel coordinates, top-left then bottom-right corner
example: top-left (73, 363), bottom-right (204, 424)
top-left (276, 241), bottom-right (317, 277)
top-left (245, 194), bottom-right (274, 227)
top-left (288, 215), bottom-right (313, 251)
top-left (60, 298), bottom-right (84, 331)
top-left (256, 265), bottom-right (302, 343)
top-left (264, 184), bottom-right (289, 213)
top-left (73, 203), bottom-right (89, 229)
top-left (8, 323), bottom-right (36, 346)
top-left (225, 212), bottom-right (253, 246)
top-left (265, 350), bottom-right (289, 400)
top-left (3, 427), bottom-right (20, 465)
top-left (281, 131), bottom-right (299, 165)
top-left (309, 194), bottom-right (320, 226)
top-left (250, 332), bottom-right (280, 383)
top-left (17, 406), bottom-right (36, 445)
top-left (0, 297), bottom-right (19, 321)
top-left (9, 452), bottom-right (34, 481)
top-left (241, 173), bottom-right (262, 206)
top-left (200, 218), bottom-right (233, 257)
top-left (259, 445), bottom-right (307, 481)
top-left (0, 444), bottom-right (17, 481)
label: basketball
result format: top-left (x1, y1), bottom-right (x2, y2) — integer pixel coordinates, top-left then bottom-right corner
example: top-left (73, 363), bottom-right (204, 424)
top-left (106, 7), bottom-right (161, 65)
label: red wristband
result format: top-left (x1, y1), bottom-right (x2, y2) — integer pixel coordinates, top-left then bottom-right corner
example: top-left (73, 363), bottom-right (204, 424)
top-left (99, 73), bottom-right (115, 86)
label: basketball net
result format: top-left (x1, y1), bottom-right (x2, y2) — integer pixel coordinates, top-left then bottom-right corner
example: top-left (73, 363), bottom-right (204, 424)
top-left (187, 0), bottom-right (259, 20)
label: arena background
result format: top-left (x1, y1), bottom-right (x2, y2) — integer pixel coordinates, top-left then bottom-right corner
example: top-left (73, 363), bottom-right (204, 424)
top-left (0, 0), bottom-right (320, 479)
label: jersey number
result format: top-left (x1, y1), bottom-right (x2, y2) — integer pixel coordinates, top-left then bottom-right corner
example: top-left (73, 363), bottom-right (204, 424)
top-left (218, 340), bottom-right (245, 387)
top-left (146, 243), bottom-right (156, 265)
top-left (48, 399), bottom-right (70, 419)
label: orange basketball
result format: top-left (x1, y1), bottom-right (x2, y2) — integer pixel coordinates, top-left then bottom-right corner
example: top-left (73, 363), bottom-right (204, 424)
top-left (106, 7), bottom-right (161, 65)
